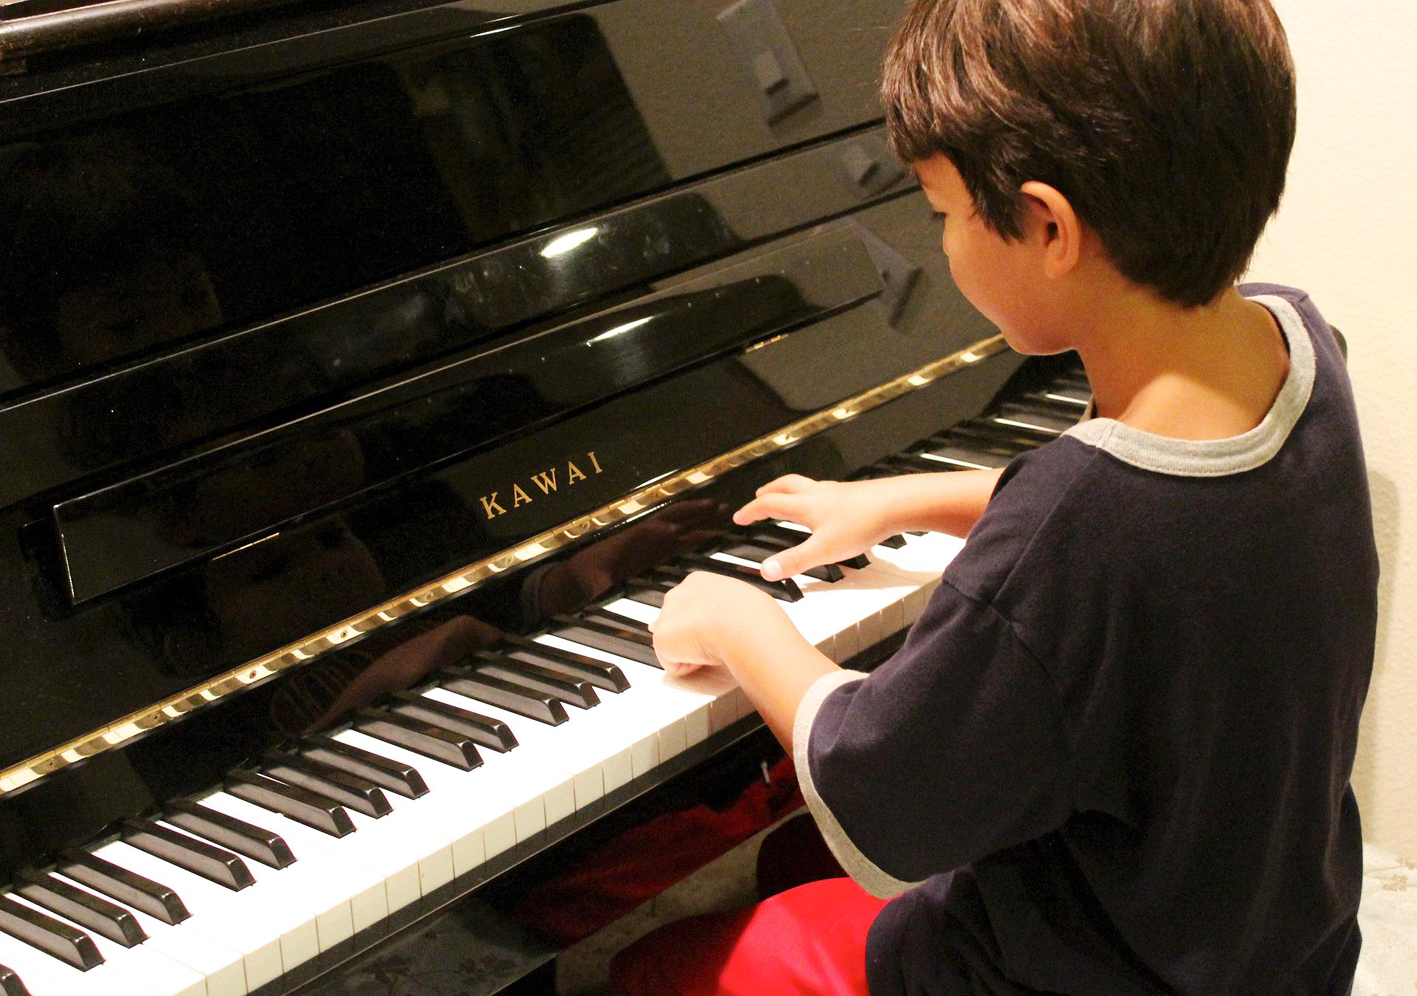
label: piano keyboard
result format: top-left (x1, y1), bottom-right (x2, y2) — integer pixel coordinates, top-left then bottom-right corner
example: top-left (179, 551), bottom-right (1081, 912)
top-left (0, 372), bottom-right (1087, 996)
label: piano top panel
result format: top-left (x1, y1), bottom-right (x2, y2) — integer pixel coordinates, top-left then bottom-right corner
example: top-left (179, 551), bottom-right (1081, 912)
top-left (0, 127), bottom-right (909, 513)
top-left (0, 0), bottom-right (890, 405)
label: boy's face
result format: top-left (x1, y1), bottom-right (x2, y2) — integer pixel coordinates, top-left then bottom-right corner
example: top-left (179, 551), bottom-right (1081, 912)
top-left (914, 154), bottom-right (1072, 355)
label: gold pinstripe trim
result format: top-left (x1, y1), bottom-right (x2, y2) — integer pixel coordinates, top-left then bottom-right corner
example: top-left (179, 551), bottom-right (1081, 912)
top-left (0, 333), bottom-right (1009, 796)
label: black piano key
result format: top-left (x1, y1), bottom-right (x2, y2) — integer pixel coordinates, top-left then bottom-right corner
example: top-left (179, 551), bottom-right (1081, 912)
top-left (748, 521), bottom-right (814, 547)
top-left (224, 769), bottom-right (357, 838)
top-left (299, 734), bottom-right (430, 799)
top-left (718, 540), bottom-right (844, 582)
top-left (1000, 393), bottom-right (1083, 418)
top-left (390, 692), bottom-right (518, 752)
top-left (57, 849), bottom-right (189, 926)
top-left (166, 799), bottom-right (296, 869)
top-left (120, 819), bottom-right (255, 892)
top-left (994, 404), bottom-right (1077, 435)
top-left (435, 670), bottom-right (569, 726)
top-left (467, 652), bottom-right (600, 708)
top-left (917, 443), bottom-right (1013, 470)
top-left (878, 453), bottom-right (941, 475)
top-left (0, 964), bottom-right (26, 996)
top-left (0, 895), bottom-right (102, 972)
top-left (622, 579), bottom-right (667, 608)
top-left (13, 871), bottom-right (145, 948)
top-left (580, 608), bottom-right (653, 643)
top-left (877, 533), bottom-right (908, 549)
top-left (353, 709), bottom-right (486, 770)
top-left (851, 465), bottom-right (893, 480)
top-left (787, 556), bottom-right (848, 584)
top-left (952, 417), bottom-right (1052, 449)
top-left (1048, 388), bottom-right (1088, 408)
top-left (551, 616), bottom-right (663, 668)
top-left (934, 424), bottom-right (1034, 454)
top-left (498, 635), bottom-right (631, 692)
top-left (262, 751), bottom-right (392, 819)
top-left (1052, 370), bottom-right (1092, 391)
top-left (742, 527), bottom-right (868, 569)
top-left (1017, 387), bottom-right (1091, 414)
top-left (661, 557), bottom-right (805, 602)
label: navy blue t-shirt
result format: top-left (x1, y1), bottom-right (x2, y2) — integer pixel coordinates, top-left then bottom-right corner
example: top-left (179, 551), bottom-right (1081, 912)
top-left (794, 286), bottom-right (1377, 995)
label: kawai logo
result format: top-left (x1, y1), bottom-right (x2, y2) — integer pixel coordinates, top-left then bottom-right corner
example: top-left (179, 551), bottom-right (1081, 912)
top-left (478, 451), bottom-right (604, 520)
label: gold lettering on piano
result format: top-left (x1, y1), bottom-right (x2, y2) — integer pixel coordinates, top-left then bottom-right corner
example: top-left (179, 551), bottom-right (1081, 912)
top-left (479, 452), bottom-right (605, 519)
top-left (0, 335), bottom-right (1009, 797)
top-left (480, 493), bottom-right (506, 518)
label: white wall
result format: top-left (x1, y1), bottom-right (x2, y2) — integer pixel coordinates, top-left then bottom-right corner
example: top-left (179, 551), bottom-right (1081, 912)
top-left (1247, 1), bottom-right (1417, 856)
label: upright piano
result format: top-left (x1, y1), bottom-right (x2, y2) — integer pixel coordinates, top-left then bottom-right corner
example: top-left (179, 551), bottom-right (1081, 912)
top-left (0, 0), bottom-right (1086, 992)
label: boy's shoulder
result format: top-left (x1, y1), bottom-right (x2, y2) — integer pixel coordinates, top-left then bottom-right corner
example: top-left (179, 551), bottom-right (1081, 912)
top-left (946, 283), bottom-right (1368, 630)
top-left (941, 433), bottom-right (1108, 606)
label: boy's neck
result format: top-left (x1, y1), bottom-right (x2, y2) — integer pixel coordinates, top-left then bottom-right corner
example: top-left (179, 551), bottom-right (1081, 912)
top-left (1075, 286), bottom-right (1291, 441)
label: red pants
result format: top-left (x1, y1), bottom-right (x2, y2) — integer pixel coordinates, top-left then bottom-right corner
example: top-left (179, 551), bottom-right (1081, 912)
top-left (609, 815), bottom-right (889, 996)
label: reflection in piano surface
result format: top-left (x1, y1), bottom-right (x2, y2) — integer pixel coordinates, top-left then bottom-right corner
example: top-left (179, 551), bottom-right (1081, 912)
top-left (0, 0), bottom-right (1084, 992)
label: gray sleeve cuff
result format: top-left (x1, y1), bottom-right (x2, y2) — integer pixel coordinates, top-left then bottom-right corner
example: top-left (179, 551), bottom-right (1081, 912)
top-left (793, 669), bottom-right (924, 899)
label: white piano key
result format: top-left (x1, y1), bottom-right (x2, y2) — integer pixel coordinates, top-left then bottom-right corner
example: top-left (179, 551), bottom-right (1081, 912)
top-left (52, 872), bottom-right (248, 996)
top-left (358, 724), bottom-right (577, 839)
top-left (3, 893), bottom-right (202, 996)
top-left (0, 919), bottom-right (152, 996)
top-left (154, 817), bottom-right (355, 957)
top-left (238, 774), bottom-right (457, 906)
top-left (0, 931), bottom-right (87, 996)
top-left (193, 793), bottom-right (390, 935)
top-left (90, 842), bottom-right (293, 992)
top-left (868, 530), bottom-right (965, 577)
top-left (599, 597), bottom-right (657, 626)
top-left (334, 729), bottom-right (539, 852)
top-left (558, 610), bottom-right (749, 738)
top-left (217, 758), bottom-right (491, 884)
top-left (534, 634), bottom-right (717, 766)
top-left (439, 671), bottom-right (682, 800)
top-left (420, 688), bottom-right (611, 811)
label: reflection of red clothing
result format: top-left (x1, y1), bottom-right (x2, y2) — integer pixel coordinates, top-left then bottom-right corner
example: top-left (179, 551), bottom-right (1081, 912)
top-left (610, 815), bottom-right (885, 996)
top-left (513, 756), bottom-right (806, 946)
top-left (515, 754), bottom-right (885, 995)
top-left (612, 816), bottom-right (884, 996)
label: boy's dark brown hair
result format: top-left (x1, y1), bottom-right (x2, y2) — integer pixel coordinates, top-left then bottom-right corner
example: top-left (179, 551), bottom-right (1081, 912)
top-left (882, 0), bottom-right (1296, 308)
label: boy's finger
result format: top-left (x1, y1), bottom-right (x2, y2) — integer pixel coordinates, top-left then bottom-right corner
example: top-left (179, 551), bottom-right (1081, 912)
top-left (761, 535), bottom-right (825, 582)
top-left (732, 492), bottom-right (803, 526)
top-left (755, 474), bottom-right (816, 497)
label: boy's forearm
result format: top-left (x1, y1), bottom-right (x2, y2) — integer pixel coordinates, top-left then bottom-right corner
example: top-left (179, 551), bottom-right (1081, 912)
top-left (874, 468), bottom-right (1004, 538)
top-left (719, 614), bottom-right (838, 754)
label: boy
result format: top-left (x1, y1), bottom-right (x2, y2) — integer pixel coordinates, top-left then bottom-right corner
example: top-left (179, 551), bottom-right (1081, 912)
top-left (614, 0), bottom-right (1377, 993)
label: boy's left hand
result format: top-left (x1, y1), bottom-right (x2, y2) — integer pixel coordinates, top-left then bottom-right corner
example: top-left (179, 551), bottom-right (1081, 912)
top-left (649, 571), bottom-right (786, 677)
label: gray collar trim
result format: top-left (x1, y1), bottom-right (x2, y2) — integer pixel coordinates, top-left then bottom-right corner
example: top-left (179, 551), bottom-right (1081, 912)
top-left (1061, 295), bottom-right (1315, 477)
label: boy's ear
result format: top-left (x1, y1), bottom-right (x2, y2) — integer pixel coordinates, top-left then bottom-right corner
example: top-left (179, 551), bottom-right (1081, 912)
top-left (1019, 181), bottom-right (1083, 280)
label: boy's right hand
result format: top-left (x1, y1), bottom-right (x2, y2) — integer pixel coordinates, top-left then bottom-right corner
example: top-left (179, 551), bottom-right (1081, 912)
top-left (732, 474), bottom-right (891, 582)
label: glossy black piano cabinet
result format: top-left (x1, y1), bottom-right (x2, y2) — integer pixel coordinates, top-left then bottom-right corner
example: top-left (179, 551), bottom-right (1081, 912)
top-left (0, 6), bottom-right (1021, 991)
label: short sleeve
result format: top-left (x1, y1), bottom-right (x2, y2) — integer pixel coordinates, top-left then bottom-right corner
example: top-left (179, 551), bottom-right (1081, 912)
top-left (793, 580), bottom-right (1073, 897)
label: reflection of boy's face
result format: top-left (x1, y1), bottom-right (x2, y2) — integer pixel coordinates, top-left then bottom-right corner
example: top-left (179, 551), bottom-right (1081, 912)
top-left (202, 520), bottom-right (385, 657)
top-left (53, 252), bottom-right (220, 370)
